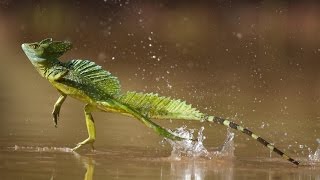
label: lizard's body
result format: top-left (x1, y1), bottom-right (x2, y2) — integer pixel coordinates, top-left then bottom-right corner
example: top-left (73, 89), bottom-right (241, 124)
top-left (22, 38), bottom-right (299, 165)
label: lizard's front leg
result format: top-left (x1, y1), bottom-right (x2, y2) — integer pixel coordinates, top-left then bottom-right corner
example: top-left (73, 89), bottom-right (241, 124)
top-left (72, 104), bottom-right (96, 151)
top-left (52, 94), bottom-right (67, 127)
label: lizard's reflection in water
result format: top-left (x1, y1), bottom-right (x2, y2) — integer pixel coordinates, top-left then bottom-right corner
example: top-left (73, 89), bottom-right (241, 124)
top-left (168, 158), bottom-right (234, 180)
top-left (64, 150), bottom-right (234, 180)
top-left (72, 152), bottom-right (95, 180)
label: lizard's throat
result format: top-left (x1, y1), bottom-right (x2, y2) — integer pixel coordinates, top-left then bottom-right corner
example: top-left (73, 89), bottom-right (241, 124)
top-left (31, 59), bottom-right (60, 78)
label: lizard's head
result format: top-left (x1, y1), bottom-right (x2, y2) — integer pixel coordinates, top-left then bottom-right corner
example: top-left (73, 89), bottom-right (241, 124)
top-left (22, 38), bottom-right (72, 63)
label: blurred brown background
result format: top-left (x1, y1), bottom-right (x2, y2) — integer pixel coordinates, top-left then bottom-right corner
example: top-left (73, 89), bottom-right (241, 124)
top-left (0, 0), bottom-right (319, 157)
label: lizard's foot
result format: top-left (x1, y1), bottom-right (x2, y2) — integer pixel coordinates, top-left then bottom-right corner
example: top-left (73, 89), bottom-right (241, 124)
top-left (71, 137), bottom-right (95, 152)
top-left (52, 108), bottom-right (60, 128)
top-left (160, 128), bottom-right (196, 142)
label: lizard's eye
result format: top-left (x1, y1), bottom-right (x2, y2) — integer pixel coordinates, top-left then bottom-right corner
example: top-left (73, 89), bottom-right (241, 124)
top-left (29, 44), bottom-right (38, 49)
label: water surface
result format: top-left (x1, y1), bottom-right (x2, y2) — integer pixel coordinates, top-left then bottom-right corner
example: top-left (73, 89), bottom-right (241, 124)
top-left (1, 144), bottom-right (319, 180)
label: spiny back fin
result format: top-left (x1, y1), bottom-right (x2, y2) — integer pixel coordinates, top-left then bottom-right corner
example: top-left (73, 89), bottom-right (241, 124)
top-left (65, 60), bottom-right (121, 96)
top-left (116, 91), bottom-right (204, 120)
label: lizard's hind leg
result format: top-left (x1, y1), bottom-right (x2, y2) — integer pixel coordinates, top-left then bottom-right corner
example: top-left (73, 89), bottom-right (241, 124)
top-left (122, 107), bottom-right (192, 141)
top-left (72, 104), bottom-right (96, 151)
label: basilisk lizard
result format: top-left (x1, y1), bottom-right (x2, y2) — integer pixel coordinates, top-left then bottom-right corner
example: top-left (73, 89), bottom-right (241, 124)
top-left (21, 38), bottom-right (299, 165)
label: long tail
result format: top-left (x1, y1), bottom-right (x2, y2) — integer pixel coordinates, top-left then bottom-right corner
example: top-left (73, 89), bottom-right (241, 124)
top-left (204, 115), bottom-right (299, 166)
top-left (116, 91), bottom-right (299, 165)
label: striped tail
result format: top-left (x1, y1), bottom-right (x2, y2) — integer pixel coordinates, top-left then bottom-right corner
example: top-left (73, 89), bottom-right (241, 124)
top-left (205, 115), bottom-right (299, 166)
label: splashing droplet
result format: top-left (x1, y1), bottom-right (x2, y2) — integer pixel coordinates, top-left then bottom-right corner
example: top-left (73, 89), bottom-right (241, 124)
top-left (308, 139), bottom-right (320, 164)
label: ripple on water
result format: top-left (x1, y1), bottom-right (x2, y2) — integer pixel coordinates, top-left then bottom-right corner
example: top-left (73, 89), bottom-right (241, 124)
top-left (11, 145), bottom-right (73, 153)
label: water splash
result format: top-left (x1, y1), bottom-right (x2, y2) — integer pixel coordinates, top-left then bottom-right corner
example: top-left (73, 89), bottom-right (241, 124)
top-left (164, 126), bottom-right (235, 160)
top-left (308, 139), bottom-right (320, 164)
top-left (210, 128), bottom-right (235, 158)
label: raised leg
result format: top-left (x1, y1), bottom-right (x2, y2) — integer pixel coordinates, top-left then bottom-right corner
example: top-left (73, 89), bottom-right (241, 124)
top-left (72, 104), bottom-right (96, 151)
top-left (52, 94), bottom-right (67, 127)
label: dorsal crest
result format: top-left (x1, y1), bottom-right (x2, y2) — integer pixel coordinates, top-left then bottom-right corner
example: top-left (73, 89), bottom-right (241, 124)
top-left (66, 60), bottom-right (121, 96)
top-left (117, 91), bottom-right (203, 120)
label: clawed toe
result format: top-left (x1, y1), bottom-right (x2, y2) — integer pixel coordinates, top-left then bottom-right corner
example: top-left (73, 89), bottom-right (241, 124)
top-left (71, 138), bottom-right (95, 151)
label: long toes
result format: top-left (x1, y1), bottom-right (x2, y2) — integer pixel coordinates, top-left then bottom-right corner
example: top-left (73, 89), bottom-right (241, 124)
top-left (72, 143), bottom-right (83, 151)
top-left (71, 146), bottom-right (79, 152)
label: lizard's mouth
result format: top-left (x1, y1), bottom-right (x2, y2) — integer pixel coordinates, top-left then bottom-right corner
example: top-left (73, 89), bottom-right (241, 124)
top-left (21, 43), bottom-right (34, 56)
top-left (21, 43), bottom-right (46, 63)
top-left (21, 43), bottom-right (27, 51)
top-left (21, 43), bottom-right (33, 54)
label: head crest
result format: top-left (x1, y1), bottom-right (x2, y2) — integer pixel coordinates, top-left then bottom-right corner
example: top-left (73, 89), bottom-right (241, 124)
top-left (22, 38), bottom-right (72, 62)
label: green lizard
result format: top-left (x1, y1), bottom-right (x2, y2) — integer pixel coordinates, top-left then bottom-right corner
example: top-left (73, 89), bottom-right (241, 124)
top-left (21, 38), bottom-right (299, 165)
